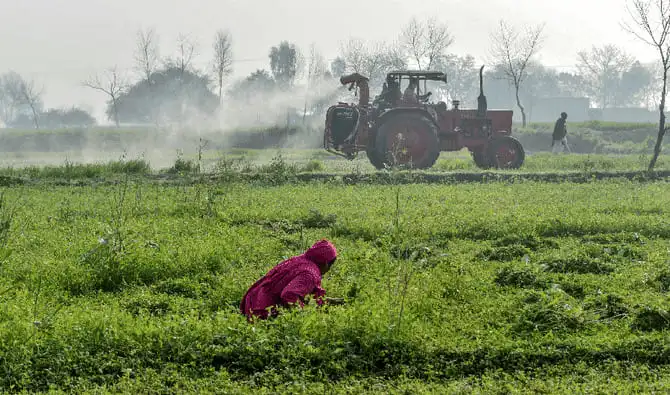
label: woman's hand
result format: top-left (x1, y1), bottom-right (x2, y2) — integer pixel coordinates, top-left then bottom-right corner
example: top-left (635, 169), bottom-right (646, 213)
top-left (325, 297), bottom-right (345, 305)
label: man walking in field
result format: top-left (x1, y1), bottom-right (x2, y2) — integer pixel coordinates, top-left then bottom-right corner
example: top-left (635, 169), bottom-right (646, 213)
top-left (552, 112), bottom-right (571, 153)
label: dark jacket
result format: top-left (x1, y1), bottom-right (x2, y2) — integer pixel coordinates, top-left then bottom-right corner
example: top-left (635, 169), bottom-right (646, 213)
top-left (553, 117), bottom-right (567, 140)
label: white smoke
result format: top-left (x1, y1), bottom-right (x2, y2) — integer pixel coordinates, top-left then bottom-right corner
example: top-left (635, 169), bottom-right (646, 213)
top-left (0, 69), bottom-right (359, 171)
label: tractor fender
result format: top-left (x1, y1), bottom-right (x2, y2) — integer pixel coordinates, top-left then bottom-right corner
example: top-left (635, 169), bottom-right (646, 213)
top-left (372, 108), bottom-right (439, 133)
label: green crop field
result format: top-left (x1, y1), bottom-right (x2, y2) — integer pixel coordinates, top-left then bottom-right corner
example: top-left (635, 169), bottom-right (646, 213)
top-left (1, 153), bottom-right (670, 393)
top-left (1, 149), bottom-right (670, 178)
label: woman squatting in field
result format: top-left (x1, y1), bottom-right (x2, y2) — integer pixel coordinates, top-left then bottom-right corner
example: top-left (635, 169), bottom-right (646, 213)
top-left (240, 239), bottom-right (343, 321)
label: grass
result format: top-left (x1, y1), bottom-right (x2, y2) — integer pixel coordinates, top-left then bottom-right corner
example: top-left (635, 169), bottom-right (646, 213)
top-left (0, 149), bottom-right (668, 181)
top-left (0, 166), bottom-right (670, 392)
top-left (0, 158), bottom-right (151, 180)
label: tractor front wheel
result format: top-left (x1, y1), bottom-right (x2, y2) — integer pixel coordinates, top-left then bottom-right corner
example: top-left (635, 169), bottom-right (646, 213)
top-left (471, 149), bottom-right (492, 169)
top-left (374, 112), bottom-right (440, 169)
top-left (487, 136), bottom-right (525, 169)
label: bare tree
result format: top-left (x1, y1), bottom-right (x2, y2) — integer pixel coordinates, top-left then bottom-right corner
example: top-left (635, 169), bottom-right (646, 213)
top-left (302, 43), bottom-right (329, 121)
top-left (434, 54), bottom-right (478, 105)
top-left (134, 27), bottom-right (161, 127)
top-left (307, 43), bottom-right (328, 81)
top-left (172, 33), bottom-right (197, 75)
top-left (339, 38), bottom-right (405, 86)
top-left (134, 27), bottom-right (160, 82)
top-left (400, 17), bottom-right (454, 70)
top-left (383, 41), bottom-right (409, 71)
top-left (23, 84), bottom-right (41, 129)
top-left (576, 44), bottom-right (634, 109)
top-left (0, 72), bottom-right (37, 127)
top-left (360, 41), bottom-right (389, 82)
top-left (165, 34), bottom-right (199, 127)
top-left (402, 18), bottom-right (424, 69)
top-left (0, 73), bottom-right (21, 126)
top-left (490, 20), bottom-right (545, 127)
top-left (623, 0), bottom-right (670, 171)
top-left (339, 38), bottom-right (367, 74)
top-left (0, 85), bottom-right (8, 126)
top-left (294, 48), bottom-right (307, 84)
top-left (82, 67), bottom-right (127, 127)
top-left (212, 29), bottom-right (233, 102)
top-left (13, 77), bottom-right (42, 129)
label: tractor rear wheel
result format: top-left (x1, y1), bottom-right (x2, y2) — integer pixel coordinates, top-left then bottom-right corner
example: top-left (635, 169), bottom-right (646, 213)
top-left (487, 136), bottom-right (525, 169)
top-left (374, 112), bottom-right (440, 169)
top-left (471, 149), bottom-right (492, 169)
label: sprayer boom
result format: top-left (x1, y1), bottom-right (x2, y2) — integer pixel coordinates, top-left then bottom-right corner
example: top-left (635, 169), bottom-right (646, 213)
top-left (339, 73), bottom-right (370, 108)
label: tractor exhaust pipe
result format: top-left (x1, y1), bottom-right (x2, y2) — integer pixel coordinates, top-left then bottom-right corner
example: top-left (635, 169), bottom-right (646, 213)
top-left (339, 73), bottom-right (370, 108)
top-left (477, 65), bottom-right (487, 118)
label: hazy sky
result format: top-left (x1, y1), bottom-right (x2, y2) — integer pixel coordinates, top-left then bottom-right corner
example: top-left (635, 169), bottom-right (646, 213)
top-left (0, 0), bottom-right (657, 121)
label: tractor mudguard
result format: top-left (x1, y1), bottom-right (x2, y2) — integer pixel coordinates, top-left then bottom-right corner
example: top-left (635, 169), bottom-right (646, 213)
top-left (374, 108), bottom-right (439, 131)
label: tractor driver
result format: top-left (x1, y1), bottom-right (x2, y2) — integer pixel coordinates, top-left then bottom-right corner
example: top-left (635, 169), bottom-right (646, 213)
top-left (386, 75), bottom-right (402, 106)
top-left (403, 77), bottom-right (419, 103)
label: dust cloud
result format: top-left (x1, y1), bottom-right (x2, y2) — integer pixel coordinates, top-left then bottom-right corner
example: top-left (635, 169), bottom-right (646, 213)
top-left (0, 75), bottom-right (351, 171)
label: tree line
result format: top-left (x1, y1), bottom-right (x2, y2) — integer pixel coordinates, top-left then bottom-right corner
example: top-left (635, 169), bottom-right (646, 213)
top-left (0, 2), bottom-right (666, 145)
top-left (0, 30), bottom-right (656, 130)
top-left (0, 24), bottom-right (660, 130)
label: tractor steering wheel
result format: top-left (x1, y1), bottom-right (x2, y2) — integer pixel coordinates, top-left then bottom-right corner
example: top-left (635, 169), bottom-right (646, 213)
top-left (418, 92), bottom-right (432, 103)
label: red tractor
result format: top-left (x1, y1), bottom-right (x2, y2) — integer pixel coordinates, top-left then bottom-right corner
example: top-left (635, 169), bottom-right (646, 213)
top-left (323, 66), bottom-right (525, 170)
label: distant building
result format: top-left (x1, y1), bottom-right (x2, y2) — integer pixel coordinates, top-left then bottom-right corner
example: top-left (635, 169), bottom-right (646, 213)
top-left (589, 107), bottom-right (658, 123)
top-left (523, 97), bottom-right (658, 123)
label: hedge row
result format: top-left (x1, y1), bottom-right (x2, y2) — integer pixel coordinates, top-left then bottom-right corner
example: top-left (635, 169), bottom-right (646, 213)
top-left (0, 121), bottom-right (661, 154)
